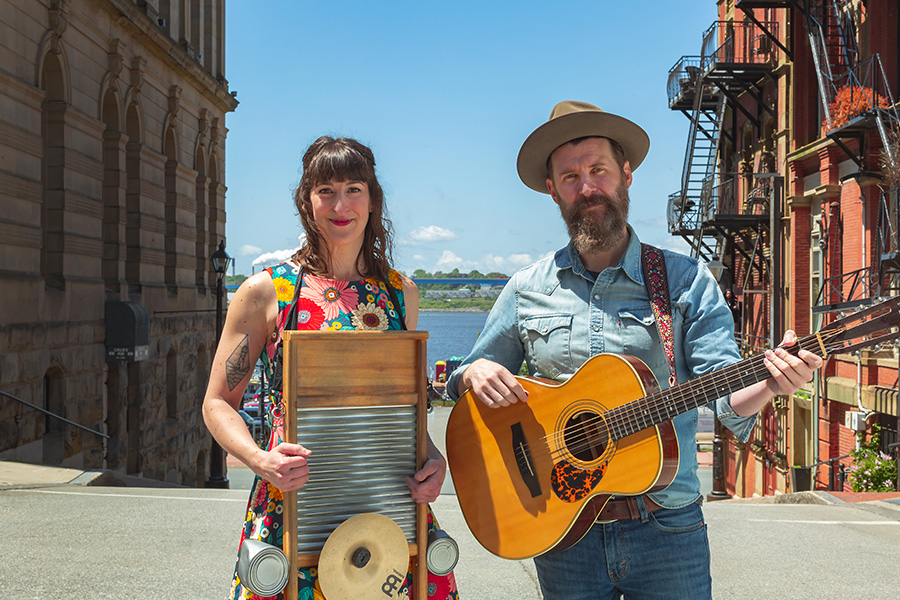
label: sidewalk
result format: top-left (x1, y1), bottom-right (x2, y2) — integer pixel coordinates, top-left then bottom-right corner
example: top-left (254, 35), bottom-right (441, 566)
top-left (0, 459), bottom-right (183, 489)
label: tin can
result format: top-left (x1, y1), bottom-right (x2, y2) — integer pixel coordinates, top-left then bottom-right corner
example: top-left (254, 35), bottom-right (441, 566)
top-left (426, 528), bottom-right (459, 576)
top-left (237, 538), bottom-right (290, 596)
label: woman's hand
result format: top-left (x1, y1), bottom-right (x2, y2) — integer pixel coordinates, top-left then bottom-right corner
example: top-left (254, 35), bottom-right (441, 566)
top-left (406, 456), bottom-right (446, 504)
top-left (253, 442), bottom-right (312, 492)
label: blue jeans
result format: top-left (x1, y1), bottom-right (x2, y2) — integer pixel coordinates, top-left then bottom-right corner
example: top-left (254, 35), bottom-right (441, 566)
top-left (533, 499), bottom-right (711, 600)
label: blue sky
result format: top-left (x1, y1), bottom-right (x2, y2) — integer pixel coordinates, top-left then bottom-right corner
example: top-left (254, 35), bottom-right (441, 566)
top-left (223, 1), bottom-right (717, 275)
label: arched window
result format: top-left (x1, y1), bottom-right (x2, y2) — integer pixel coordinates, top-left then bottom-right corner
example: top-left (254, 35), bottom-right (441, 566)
top-left (164, 126), bottom-right (178, 293)
top-left (102, 88), bottom-right (123, 293)
top-left (125, 102), bottom-right (142, 292)
top-left (40, 52), bottom-right (66, 290)
top-left (207, 151), bottom-right (219, 285)
top-left (195, 145), bottom-right (208, 291)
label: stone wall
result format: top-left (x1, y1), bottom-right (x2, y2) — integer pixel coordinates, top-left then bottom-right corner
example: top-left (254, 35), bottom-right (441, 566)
top-left (0, 0), bottom-right (237, 486)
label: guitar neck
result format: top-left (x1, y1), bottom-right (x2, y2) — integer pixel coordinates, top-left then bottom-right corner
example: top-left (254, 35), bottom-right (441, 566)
top-left (606, 333), bottom-right (823, 441)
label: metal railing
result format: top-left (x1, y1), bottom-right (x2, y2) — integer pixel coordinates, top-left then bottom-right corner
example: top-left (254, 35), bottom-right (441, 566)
top-left (0, 390), bottom-right (109, 439)
top-left (701, 20), bottom-right (780, 72)
top-left (822, 52), bottom-right (899, 133)
top-left (812, 267), bottom-right (881, 312)
top-left (668, 173), bottom-right (777, 233)
top-left (667, 55), bottom-right (705, 108)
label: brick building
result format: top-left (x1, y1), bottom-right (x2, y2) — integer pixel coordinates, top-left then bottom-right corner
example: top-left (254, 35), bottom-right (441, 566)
top-left (666, 0), bottom-right (898, 495)
top-left (0, 0), bottom-right (238, 485)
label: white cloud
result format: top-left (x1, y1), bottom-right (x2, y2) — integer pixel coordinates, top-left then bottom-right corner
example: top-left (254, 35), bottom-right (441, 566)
top-left (436, 250), bottom-right (465, 269)
top-left (655, 237), bottom-right (692, 255)
top-left (427, 251), bottom-right (548, 275)
top-left (252, 248), bottom-right (299, 268)
top-left (250, 235), bottom-right (306, 270)
top-left (237, 244), bottom-right (262, 256)
top-left (479, 253), bottom-right (541, 272)
top-left (408, 225), bottom-right (459, 244)
top-left (412, 254), bottom-right (425, 262)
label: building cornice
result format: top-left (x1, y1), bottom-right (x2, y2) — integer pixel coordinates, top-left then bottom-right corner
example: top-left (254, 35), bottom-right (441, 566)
top-left (105, 0), bottom-right (238, 114)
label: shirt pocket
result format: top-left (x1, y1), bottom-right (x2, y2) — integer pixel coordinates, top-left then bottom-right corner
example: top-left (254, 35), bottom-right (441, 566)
top-left (618, 307), bottom-right (662, 360)
top-left (522, 314), bottom-right (573, 379)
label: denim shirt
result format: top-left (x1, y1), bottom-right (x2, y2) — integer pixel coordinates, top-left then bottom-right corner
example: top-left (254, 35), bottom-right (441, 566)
top-left (447, 227), bottom-right (757, 508)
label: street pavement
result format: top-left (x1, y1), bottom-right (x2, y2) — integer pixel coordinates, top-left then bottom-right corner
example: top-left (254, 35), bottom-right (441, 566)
top-left (2, 406), bottom-right (899, 599)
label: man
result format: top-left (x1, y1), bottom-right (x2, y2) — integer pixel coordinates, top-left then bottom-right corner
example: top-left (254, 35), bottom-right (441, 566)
top-left (447, 101), bottom-right (822, 599)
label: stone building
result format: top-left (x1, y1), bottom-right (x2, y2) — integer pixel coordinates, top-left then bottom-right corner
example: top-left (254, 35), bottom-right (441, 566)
top-left (0, 0), bottom-right (238, 486)
top-left (666, 0), bottom-right (898, 496)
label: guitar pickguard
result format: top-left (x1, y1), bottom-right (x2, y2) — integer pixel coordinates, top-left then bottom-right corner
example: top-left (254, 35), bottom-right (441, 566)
top-left (550, 459), bottom-right (608, 503)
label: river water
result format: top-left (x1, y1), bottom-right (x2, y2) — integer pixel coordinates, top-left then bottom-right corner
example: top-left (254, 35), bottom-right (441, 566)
top-left (418, 311), bottom-right (489, 378)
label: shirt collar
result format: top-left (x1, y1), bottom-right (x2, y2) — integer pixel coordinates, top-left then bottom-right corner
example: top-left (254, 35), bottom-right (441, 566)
top-left (557, 225), bottom-right (645, 285)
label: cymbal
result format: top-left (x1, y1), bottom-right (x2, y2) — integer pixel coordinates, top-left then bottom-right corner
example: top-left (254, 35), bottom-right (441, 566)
top-left (318, 513), bottom-right (410, 600)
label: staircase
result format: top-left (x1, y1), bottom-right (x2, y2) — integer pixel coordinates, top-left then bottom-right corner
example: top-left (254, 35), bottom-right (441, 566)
top-left (798, 0), bottom-right (899, 169)
top-left (676, 83), bottom-right (727, 261)
top-left (800, 0), bottom-right (858, 121)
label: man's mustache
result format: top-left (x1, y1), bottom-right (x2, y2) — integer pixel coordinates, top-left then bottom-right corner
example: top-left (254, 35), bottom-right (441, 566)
top-left (574, 193), bottom-right (616, 213)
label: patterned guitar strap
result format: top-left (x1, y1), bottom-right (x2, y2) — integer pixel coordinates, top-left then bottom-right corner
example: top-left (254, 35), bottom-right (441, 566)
top-left (640, 244), bottom-right (677, 388)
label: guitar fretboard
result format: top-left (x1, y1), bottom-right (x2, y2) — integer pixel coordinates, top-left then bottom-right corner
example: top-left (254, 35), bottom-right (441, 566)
top-left (604, 333), bottom-right (826, 441)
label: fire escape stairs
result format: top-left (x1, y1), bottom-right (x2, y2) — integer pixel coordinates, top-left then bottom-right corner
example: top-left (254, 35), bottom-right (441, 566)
top-left (675, 82), bottom-right (727, 262)
top-left (787, 0), bottom-right (900, 311)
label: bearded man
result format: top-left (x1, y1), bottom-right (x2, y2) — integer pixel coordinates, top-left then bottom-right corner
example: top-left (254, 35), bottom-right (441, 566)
top-left (447, 101), bottom-right (822, 599)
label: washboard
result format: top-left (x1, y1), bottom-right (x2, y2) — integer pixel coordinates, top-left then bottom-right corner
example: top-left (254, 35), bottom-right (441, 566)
top-left (281, 330), bottom-right (429, 600)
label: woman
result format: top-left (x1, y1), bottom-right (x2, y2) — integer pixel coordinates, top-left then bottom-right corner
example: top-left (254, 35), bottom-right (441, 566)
top-left (203, 136), bottom-right (458, 600)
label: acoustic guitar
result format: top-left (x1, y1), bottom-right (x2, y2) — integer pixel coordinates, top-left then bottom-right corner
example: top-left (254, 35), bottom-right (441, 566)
top-left (446, 296), bottom-right (900, 560)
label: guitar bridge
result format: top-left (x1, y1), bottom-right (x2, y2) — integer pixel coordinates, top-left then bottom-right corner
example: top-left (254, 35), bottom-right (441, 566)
top-left (511, 422), bottom-right (542, 498)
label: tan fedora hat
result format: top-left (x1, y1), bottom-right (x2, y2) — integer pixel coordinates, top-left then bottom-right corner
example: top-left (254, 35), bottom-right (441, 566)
top-left (516, 100), bottom-right (650, 193)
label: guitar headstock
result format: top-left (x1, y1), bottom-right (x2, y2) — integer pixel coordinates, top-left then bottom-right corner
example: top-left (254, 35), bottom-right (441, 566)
top-left (813, 296), bottom-right (900, 357)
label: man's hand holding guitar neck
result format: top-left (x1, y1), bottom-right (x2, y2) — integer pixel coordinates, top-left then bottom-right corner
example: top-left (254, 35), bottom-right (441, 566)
top-left (458, 329), bottom-right (824, 413)
top-left (729, 330), bottom-right (823, 417)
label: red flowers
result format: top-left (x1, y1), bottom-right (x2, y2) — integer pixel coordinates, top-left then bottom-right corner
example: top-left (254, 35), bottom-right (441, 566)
top-left (823, 85), bottom-right (890, 131)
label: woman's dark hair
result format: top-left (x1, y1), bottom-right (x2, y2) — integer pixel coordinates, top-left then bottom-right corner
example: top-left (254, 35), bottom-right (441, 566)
top-left (292, 136), bottom-right (394, 281)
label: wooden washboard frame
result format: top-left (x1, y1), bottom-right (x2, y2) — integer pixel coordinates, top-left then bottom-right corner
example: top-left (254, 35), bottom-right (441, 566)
top-left (281, 330), bottom-right (429, 600)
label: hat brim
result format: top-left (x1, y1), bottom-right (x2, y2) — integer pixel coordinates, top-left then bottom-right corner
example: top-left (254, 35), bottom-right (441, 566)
top-left (516, 111), bottom-right (650, 193)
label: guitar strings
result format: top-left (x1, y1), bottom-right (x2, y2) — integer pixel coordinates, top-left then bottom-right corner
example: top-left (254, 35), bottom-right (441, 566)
top-left (531, 333), bottom-right (831, 462)
top-left (528, 305), bottom-right (894, 462)
top-left (554, 335), bottom-right (821, 458)
top-left (549, 327), bottom-right (851, 460)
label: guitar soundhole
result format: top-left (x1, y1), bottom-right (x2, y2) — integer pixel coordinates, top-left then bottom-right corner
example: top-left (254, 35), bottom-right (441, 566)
top-left (563, 411), bottom-right (608, 462)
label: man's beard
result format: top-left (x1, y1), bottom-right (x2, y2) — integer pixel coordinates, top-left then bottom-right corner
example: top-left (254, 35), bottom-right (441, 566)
top-left (559, 184), bottom-right (630, 255)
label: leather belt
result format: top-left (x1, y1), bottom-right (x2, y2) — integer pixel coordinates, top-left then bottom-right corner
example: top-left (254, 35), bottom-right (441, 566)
top-left (596, 495), bottom-right (662, 521)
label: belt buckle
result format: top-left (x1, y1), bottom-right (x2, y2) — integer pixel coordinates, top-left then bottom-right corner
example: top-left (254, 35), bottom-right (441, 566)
top-left (594, 498), bottom-right (621, 524)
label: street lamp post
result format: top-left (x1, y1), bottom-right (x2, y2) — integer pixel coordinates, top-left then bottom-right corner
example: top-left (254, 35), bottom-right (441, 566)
top-left (206, 240), bottom-right (232, 489)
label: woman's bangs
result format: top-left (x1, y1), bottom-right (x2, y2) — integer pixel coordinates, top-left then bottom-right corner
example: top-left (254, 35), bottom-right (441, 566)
top-left (307, 146), bottom-right (371, 186)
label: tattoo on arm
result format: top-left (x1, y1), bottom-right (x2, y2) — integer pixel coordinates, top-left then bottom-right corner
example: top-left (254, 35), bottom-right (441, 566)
top-left (225, 334), bottom-right (252, 391)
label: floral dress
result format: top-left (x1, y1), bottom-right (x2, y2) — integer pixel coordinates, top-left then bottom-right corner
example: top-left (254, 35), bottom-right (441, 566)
top-left (229, 261), bottom-right (460, 600)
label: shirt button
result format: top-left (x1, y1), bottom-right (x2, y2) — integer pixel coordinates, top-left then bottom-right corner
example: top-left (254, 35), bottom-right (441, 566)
top-left (593, 325), bottom-right (600, 332)
top-left (541, 327), bottom-right (548, 333)
top-left (593, 294), bottom-right (600, 301)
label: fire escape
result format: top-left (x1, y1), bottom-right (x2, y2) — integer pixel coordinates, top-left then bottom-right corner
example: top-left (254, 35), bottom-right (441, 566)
top-left (667, 18), bottom-right (781, 350)
top-left (737, 0), bottom-right (900, 312)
